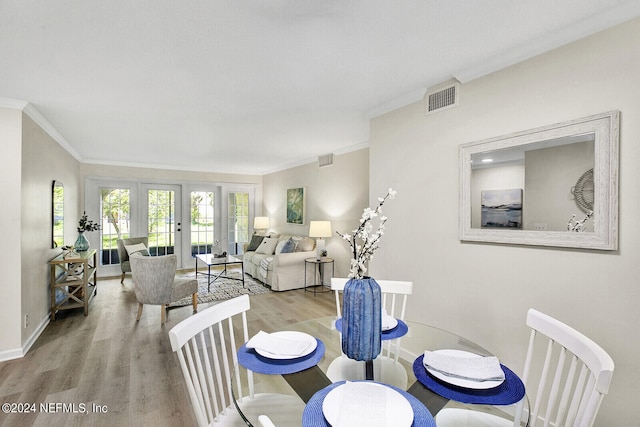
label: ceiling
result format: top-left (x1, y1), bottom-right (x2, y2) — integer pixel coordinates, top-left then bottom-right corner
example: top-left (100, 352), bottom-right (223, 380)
top-left (2, 1), bottom-right (639, 175)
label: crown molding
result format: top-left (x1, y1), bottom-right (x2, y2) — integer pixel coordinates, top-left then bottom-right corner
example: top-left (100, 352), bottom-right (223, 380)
top-left (454, 1), bottom-right (640, 83)
top-left (365, 88), bottom-right (426, 119)
top-left (261, 141), bottom-right (370, 175)
top-left (0, 98), bottom-right (28, 110)
top-left (0, 98), bottom-right (83, 162)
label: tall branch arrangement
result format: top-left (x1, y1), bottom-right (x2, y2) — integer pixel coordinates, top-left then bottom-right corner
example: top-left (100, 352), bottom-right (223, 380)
top-left (567, 210), bottom-right (593, 232)
top-left (337, 188), bottom-right (396, 279)
top-left (77, 211), bottom-right (100, 233)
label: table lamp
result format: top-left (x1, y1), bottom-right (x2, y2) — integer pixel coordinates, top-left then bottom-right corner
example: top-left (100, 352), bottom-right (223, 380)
top-left (309, 220), bottom-right (332, 259)
top-left (254, 216), bottom-right (270, 235)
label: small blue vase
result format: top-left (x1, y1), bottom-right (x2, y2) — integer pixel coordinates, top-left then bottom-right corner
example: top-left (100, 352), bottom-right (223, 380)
top-left (341, 277), bottom-right (382, 361)
top-left (74, 232), bottom-right (90, 251)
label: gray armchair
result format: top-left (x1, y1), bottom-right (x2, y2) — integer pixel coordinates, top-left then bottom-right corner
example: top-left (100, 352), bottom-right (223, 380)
top-left (130, 254), bottom-right (198, 324)
top-left (117, 237), bottom-right (148, 284)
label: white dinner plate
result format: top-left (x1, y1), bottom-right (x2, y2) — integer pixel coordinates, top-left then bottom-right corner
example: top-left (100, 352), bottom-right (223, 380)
top-left (382, 315), bottom-right (398, 331)
top-left (322, 382), bottom-right (413, 427)
top-left (424, 349), bottom-right (504, 389)
top-left (254, 331), bottom-right (317, 360)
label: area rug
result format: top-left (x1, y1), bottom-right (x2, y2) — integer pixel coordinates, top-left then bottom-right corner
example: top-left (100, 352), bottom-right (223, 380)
top-left (168, 271), bottom-right (270, 308)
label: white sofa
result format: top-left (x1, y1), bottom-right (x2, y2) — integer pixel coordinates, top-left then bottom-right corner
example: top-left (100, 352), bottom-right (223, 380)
top-left (243, 234), bottom-right (316, 291)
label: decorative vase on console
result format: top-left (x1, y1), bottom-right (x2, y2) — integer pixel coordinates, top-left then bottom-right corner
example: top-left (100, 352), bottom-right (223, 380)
top-left (74, 232), bottom-right (90, 251)
top-left (337, 188), bottom-right (396, 374)
top-left (75, 211), bottom-right (100, 252)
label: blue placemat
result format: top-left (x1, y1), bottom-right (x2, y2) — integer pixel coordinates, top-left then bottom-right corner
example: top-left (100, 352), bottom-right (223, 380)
top-left (335, 318), bottom-right (409, 340)
top-left (237, 338), bottom-right (325, 375)
top-left (412, 354), bottom-right (525, 405)
top-left (302, 381), bottom-right (436, 427)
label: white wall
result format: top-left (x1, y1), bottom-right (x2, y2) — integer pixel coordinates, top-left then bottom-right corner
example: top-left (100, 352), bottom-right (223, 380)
top-left (0, 108), bottom-right (81, 360)
top-left (369, 18), bottom-right (640, 426)
top-left (21, 113), bottom-right (81, 349)
top-left (262, 149), bottom-right (369, 278)
top-left (0, 108), bottom-right (23, 359)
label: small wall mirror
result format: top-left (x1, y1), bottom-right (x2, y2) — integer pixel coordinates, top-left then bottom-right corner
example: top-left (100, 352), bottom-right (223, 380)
top-left (459, 111), bottom-right (619, 250)
top-left (52, 180), bottom-right (64, 248)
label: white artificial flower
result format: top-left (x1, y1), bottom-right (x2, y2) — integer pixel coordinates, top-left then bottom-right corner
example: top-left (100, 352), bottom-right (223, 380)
top-left (336, 188), bottom-right (397, 279)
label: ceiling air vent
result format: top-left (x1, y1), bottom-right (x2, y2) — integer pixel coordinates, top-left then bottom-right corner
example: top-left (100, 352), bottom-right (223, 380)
top-left (318, 153), bottom-right (334, 168)
top-left (425, 81), bottom-right (459, 115)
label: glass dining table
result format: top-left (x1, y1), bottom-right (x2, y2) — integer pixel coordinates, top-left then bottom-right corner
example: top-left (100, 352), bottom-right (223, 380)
top-left (232, 317), bottom-right (529, 427)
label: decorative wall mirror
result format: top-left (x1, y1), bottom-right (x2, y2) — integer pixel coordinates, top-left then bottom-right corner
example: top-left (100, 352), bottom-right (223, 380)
top-left (52, 180), bottom-right (64, 248)
top-left (459, 111), bottom-right (619, 250)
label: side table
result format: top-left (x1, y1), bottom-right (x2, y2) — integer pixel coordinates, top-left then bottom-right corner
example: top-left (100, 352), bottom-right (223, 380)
top-left (304, 257), bottom-right (334, 295)
top-left (49, 249), bottom-right (98, 320)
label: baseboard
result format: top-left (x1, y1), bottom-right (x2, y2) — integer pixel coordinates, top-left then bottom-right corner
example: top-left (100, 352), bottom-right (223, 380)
top-left (0, 314), bottom-right (49, 362)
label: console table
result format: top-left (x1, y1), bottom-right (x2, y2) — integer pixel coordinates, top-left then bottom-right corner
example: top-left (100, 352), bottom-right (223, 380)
top-left (49, 249), bottom-right (98, 320)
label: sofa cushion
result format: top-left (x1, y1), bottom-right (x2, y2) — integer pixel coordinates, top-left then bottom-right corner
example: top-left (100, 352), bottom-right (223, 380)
top-left (295, 237), bottom-right (315, 252)
top-left (247, 234), bottom-right (265, 252)
top-left (275, 239), bottom-right (286, 254)
top-left (279, 238), bottom-right (296, 253)
top-left (256, 237), bottom-right (278, 255)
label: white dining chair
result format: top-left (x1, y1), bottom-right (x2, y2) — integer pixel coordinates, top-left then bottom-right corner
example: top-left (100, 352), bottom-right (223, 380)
top-left (258, 415), bottom-right (276, 427)
top-left (168, 295), bottom-right (303, 427)
top-left (327, 278), bottom-right (413, 388)
top-left (436, 308), bottom-right (615, 427)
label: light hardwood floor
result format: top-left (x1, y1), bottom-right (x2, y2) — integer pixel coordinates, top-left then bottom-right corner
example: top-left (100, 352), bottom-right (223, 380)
top-left (0, 273), bottom-right (336, 427)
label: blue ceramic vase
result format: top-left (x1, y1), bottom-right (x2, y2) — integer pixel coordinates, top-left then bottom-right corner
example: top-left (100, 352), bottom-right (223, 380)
top-left (74, 232), bottom-right (90, 251)
top-left (341, 277), bottom-right (382, 361)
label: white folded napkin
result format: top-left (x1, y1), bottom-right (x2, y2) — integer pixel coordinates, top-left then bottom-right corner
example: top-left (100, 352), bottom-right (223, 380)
top-left (246, 331), bottom-right (310, 357)
top-left (381, 309), bottom-right (396, 331)
top-left (423, 350), bottom-right (506, 382)
top-left (336, 381), bottom-right (386, 427)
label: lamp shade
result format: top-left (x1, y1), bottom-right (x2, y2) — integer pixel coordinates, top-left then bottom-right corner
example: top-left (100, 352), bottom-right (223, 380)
top-left (309, 221), bottom-right (332, 238)
top-left (254, 216), bottom-right (270, 229)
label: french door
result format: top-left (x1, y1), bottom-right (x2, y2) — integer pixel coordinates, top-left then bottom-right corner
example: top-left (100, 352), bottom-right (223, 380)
top-left (141, 184), bottom-right (183, 266)
top-left (228, 191), bottom-right (250, 254)
top-left (87, 179), bottom-right (257, 276)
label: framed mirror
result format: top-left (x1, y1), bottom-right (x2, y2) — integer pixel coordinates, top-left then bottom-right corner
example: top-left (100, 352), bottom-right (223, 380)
top-left (52, 180), bottom-right (64, 248)
top-left (459, 111), bottom-right (619, 250)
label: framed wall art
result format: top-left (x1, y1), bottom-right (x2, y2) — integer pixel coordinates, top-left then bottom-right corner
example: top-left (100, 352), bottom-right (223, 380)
top-left (481, 188), bottom-right (523, 229)
top-left (286, 187), bottom-right (305, 224)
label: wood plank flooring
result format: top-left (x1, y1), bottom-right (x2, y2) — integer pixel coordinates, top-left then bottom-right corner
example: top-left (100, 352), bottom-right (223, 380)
top-left (0, 273), bottom-right (336, 427)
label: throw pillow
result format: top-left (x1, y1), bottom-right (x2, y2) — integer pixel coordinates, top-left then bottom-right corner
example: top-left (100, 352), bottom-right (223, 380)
top-left (275, 240), bottom-right (287, 254)
top-left (280, 238), bottom-right (296, 253)
top-left (295, 237), bottom-right (315, 252)
top-left (247, 234), bottom-right (264, 252)
top-left (256, 237), bottom-right (278, 255)
top-left (125, 242), bottom-right (150, 256)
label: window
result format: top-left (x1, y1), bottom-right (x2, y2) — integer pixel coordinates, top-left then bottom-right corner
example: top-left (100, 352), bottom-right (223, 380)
top-left (100, 188), bottom-right (131, 265)
top-left (228, 192), bottom-right (249, 254)
top-left (147, 189), bottom-right (175, 256)
top-left (190, 191), bottom-right (216, 256)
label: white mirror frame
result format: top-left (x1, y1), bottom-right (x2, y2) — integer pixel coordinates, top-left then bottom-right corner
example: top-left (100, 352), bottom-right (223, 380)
top-left (459, 111), bottom-right (619, 250)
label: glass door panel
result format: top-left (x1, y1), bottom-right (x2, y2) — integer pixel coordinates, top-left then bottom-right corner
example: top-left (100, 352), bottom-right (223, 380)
top-left (228, 192), bottom-right (249, 254)
top-left (100, 188), bottom-right (131, 266)
top-left (190, 191), bottom-right (217, 256)
top-left (143, 185), bottom-right (182, 263)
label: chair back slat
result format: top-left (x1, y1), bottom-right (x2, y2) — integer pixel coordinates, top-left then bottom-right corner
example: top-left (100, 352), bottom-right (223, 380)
top-left (169, 295), bottom-right (251, 427)
top-left (543, 346), bottom-right (568, 426)
top-left (523, 309), bottom-right (614, 427)
top-left (175, 345), bottom-right (209, 427)
top-left (555, 354), bottom-right (579, 426)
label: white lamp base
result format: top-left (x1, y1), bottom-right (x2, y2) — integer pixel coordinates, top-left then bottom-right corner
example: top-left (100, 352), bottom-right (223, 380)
top-left (316, 238), bottom-right (326, 259)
